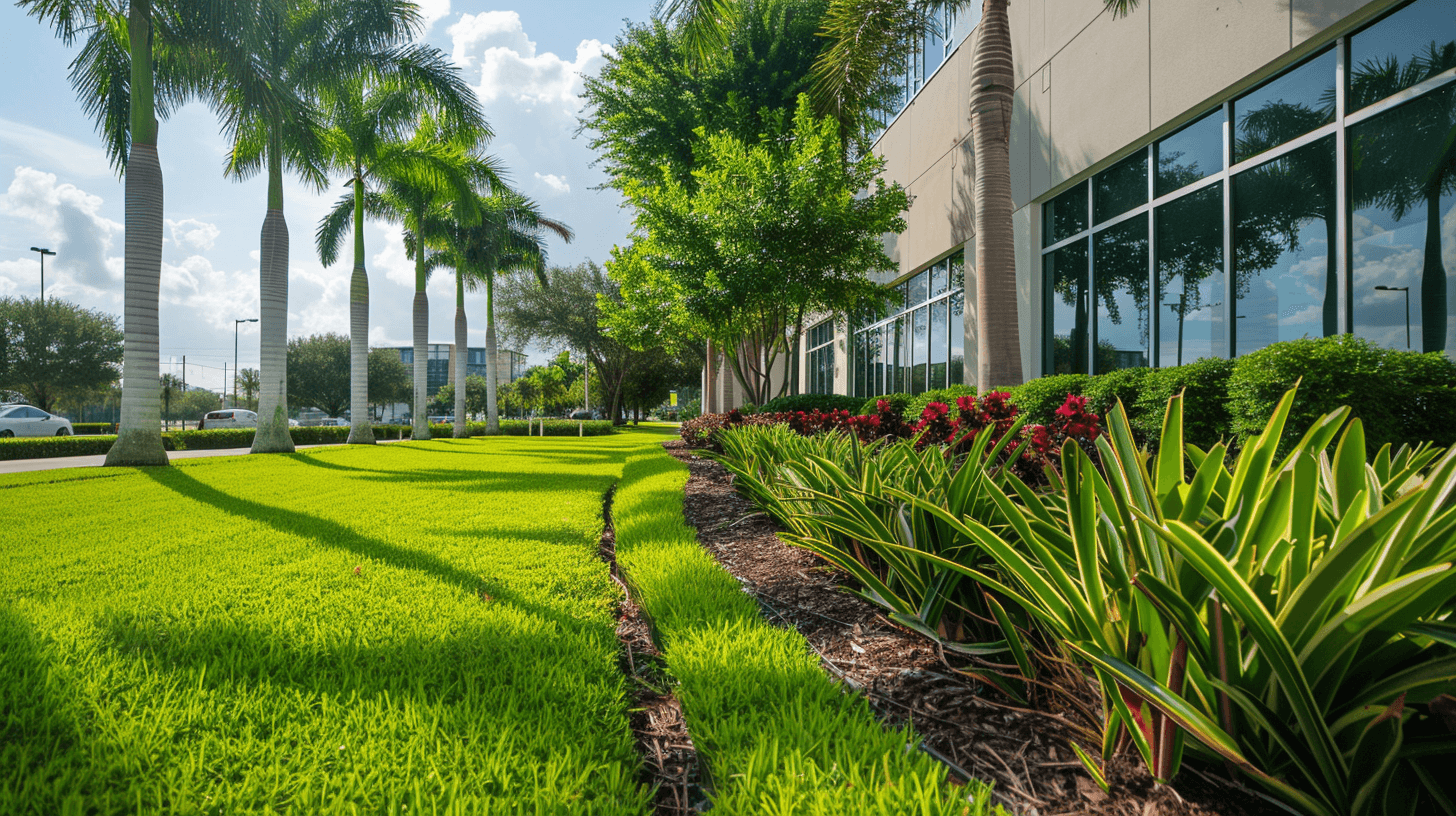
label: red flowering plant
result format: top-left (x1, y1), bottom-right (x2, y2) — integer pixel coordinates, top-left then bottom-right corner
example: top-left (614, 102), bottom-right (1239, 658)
top-left (910, 401), bottom-right (957, 450)
top-left (1020, 394), bottom-right (1103, 473)
top-left (788, 408), bottom-right (854, 436)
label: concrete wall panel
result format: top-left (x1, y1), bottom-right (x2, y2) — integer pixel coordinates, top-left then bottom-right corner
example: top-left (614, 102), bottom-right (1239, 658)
top-left (902, 153), bottom-right (957, 275)
top-left (1149, 1), bottom-right (1290, 129)
top-left (1045, 0), bottom-right (1108, 65)
top-left (1047, 0), bottom-right (1150, 186)
top-left (1014, 205), bottom-right (1038, 383)
top-left (911, 59), bottom-right (963, 175)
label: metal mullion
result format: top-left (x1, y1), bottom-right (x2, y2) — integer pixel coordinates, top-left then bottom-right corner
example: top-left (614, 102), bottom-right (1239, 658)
top-left (1344, 65), bottom-right (1456, 127)
top-left (1228, 120), bottom-right (1339, 176)
top-left (1091, 202), bottom-right (1151, 235)
top-left (1148, 143), bottom-right (1158, 369)
top-left (1042, 228), bottom-right (1091, 255)
top-left (1150, 171), bottom-right (1224, 210)
top-left (1223, 100), bottom-right (1235, 359)
top-left (1335, 37), bottom-right (1350, 336)
top-left (1087, 182), bottom-right (1096, 375)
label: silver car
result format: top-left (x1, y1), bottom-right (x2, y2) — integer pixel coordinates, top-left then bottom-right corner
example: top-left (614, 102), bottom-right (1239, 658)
top-left (0, 405), bottom-right (74, 437)
top-left (198, 409), bottom-right (257, 430)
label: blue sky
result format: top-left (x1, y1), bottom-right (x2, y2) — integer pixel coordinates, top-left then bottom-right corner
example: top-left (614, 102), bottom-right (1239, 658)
top-left (0, 1), bottom-right (656, 393)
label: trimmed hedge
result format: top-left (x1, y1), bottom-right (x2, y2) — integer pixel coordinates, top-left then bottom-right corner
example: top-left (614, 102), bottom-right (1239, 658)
top-left (1227, 335), bottom-right (1456, 455)
top-left (752, 393), bottom-right (864, 415)
top-left (905, 385), bottom-right (978, 418)
top-left (856, 392), bottom-right (914, 417)
top-left (0, 435), bottom-right (120, 460)
top-left (70, 423), bottom-right (115, 435)
top-left (1007, 374), bottom-right (1090, 425)
top-left (1130, 358), bottom-right (1235, 446)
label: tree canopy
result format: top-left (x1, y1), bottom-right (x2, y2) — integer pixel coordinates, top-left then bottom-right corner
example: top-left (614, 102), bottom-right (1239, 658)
top-left (0, 297), bottom-right (123, 412)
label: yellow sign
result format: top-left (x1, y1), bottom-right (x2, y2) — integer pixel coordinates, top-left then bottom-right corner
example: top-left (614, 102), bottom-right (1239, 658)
top-left (670, 391), bottom-right (678, 406)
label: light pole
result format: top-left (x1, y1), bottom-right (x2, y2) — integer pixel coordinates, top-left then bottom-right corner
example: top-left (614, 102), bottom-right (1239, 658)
top-left (1374, 285), bottom-right (1411, 349)
top-left (29, 247), bottom-right (54, 299)
top-left (235, 318), bottom-right (258, 407)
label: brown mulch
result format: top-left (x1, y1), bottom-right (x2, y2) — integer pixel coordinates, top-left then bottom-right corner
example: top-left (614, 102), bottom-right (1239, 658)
top-left (599, 488), bottom-right (708, 815)
top-left (663, 439), bottom-right (1279, 816)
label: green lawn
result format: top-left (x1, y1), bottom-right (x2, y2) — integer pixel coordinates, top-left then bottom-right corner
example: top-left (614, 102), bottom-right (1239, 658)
top-left (0, 428), bottom-right (983, 814)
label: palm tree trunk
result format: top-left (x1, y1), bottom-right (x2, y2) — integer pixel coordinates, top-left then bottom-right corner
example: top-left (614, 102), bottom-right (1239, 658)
top-left (453, 270), bottom-right (468, 438)
top-left (347, 177), bottom-right (375, 445)
top-left (1422, 188), bottom-right (1447, 353)
top-left (411, 259), bottom-right (430, 440)
top-left (972, 0), bottom-right (1024, 388)
top-left (252, 144), bottom-right (295, 454)
top-left (106, 0), bottom-right (168, 467)
top-left (485, 273), bottom-right (500, 434)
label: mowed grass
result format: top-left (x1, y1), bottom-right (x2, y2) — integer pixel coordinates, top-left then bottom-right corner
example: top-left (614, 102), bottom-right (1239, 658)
top-left (0, 433), bottom-right (666, 815)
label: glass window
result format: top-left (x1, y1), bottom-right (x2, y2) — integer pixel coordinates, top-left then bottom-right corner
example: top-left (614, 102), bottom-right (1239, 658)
top-left (930, 299), bottom-right (948, 390)
top-left (1044, 181), bottom-right (1089, 245)
top-left (898, 315), bottom-right (912, 392)
top-left (931, 260), bottom-right (947, 297)
top-left (1094, 151), bottom-right (1149, 224)
top-left (1156, 183), bottom-right (1226, 366)
top-left (1351, 85), bottom-right (1456, 353)
top-left (1156, 108), bottom-right (1225, 197)
top-left (949, 287), bottom-right (965, 386)
top-left (908, 271), bottom-right (929, 306)
top-left (911, 307), bottom-right (928, 393)
top-left (1233, 49), bottom-right (1336, 164)
top-left (1349, 0), bottom-right (1456, 111)
top-left (1232, 136), bottom-right (1337, 356)
top-left (924, 22), bottom-right (944, 76)
top-left (1046, 240), bottom-right (1091, 374)
top-left (1092, 217), bottom-right (1151, 373)
top-left (877, 325), bottom-right (889, 395)
top-left (949, 252), bottom-right (964, 293)
top-left (400, 349), bottom-right (413, 365)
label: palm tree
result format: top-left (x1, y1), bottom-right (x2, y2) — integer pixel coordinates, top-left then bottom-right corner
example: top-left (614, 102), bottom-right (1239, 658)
top-left (19, 1), bottom-right (245, 465)
top-left (665, 0), bottom-right (1139, 388)
top-left (339, 115), bottom-right (497, 441)
top-left (314, 57), bottom-right (484, 445)
top-left (237, 367), bottom-right (262, 406)
top-left (213, 0), bottom-right (436, 454)
top-left (425, 191), bottom-right (572, 434)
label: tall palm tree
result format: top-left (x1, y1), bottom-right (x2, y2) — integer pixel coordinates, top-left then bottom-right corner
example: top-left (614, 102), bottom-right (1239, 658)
top-left (314, 58), bottom-right (484, 444)
top-left (665, 0), bottom-right (1138, 389)
top-left (341, 115), bottom-right (497, 440)
top-left (20, 1), bottom-right (247, 465)
top-left (214, 0), bottom-right (436, 454)
top-left (425, 191), bottom-right (572, 434)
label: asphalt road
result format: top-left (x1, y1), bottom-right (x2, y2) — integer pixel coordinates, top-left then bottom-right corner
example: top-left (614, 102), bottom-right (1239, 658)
top-left (0, 441), bottom-right (404, 475)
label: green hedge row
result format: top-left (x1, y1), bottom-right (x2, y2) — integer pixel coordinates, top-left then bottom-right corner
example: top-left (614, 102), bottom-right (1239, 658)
top-left (70, 423), bottom-right (115, 435)
top-left (750, 394), bottom-right (865, 415)
top-left (858, 336), bottom-right (1456, 453)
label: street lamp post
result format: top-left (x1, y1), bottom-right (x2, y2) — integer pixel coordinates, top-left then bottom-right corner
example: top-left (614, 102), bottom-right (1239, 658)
top-left (1374, 286), bottom-right (1411, 349)
top-left (235, 318), bottom-right (258, 407)
top-left (29, 247), bottom-right (54, 299)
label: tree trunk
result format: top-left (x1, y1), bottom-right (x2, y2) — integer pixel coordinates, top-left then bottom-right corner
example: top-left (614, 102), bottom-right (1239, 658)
top-left (1322, 207), bottom-right (1339, 338)
top-left (1422, 188), bottom-right (1447, 353)
top-left (453, 271), bottom-right (468, 438)
top-left (484, 273), bottom-right (500, 434)
top-left (347, 179), bottom-right (375, 445)
top-left (106, 0), bottom-right (168, 467)
top-left (252, 144), bottom-right (295, 454)
top-left (412, 291), bottom-right (430, 440)
top-left (972, 0), bottom-right (1024, 389)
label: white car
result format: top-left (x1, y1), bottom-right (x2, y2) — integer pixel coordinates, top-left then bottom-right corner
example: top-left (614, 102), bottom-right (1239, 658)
top-left (199, 409), bottom-right (257, 430)
top-left (0, 405), bottom-right (74, 437)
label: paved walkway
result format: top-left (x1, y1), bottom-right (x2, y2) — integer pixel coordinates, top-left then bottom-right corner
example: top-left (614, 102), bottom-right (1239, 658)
top-left (0, 440), bottom-right (405, 475)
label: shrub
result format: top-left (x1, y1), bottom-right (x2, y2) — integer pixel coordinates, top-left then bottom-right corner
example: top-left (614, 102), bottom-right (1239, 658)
top-left (1079, 367), bottom-right (1150, 427)
top-left (70, 422), bottom-right (115, 435)
top-left (856, 392), bottom-right (913, 417)
top-left (495, 419), bottom-right (615, 437)
top-left (1228, 335), bottom-right (1456, 454)
top-left (169, 429), bottom-right (257, 450)
top-left (754, 393), bottom-right (864, 415)
top-left (0, 434), bottom-right (120, 460)
top-left (1130, 357), bottom-right (1235, 448)
top-left (1007, 374), bottom-right (1089, 425)
top-left (289, 427), bottom-right (353, 445)
top-left (904, 385), bottom-right (978, 418)
top-left (679, 397), bottom-right (702, 422)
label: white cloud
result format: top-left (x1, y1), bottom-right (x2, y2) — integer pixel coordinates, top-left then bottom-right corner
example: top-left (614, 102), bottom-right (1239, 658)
top-left (0, 166), bottom-right (122, 287)
top-left (167, 218), bottom-right (221, 252)
top-left (0, 119), bottom-right (111, 179)
top-left (534, 172), bottom-right (570, 195)
top-left (450, 12), bottom-right (612, 110)
top-left (417, 0), bottom-right (451, 31)
top-left (160, 254), bottom-right (260, 333)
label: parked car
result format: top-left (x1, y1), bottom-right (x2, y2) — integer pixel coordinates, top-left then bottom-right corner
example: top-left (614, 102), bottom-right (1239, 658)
top-left (428, 415), bottom-right (454, 424)
top-left (198, 409), bottom-right (257, 430)
top-left (0, 405), bottom-right (74, 437)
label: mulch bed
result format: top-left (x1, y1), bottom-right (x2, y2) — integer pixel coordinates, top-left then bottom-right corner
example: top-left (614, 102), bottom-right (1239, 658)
top-left (663, 439), bottom-right (1278, 816)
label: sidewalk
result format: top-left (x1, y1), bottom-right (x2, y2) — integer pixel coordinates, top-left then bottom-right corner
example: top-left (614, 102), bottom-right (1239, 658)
top-left (0, 439), bottom-right (407, 475)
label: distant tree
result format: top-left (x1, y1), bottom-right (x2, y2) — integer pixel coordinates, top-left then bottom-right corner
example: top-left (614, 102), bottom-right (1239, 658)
top-left (367, 349), bottom-right (411, 418)
top-left (0, 297), bottom-right (123, 412)
top-left (237, 368), bottom-right (261, 407)
top-left (427, 374), bottom-right (488, 418)
top-left (287, 333), bottom-right (351, 417)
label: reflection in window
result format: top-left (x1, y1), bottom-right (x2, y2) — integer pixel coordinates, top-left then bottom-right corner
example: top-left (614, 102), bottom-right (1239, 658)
top-left (1044, 182), bottom-right (1089, 245)
top-left (908, 270), bottom-right (929, 306)
top-left (1157, 184), bottom-right (1226, 366)
top-left (1156, 108), bottom-right (1225, 197)
top-left (930, 300), bottom-right (948, 390)
top-left (1349, 0), bottom-right (1456, 111)
top-left (1046, 240), bottom-right (1090, 374)
top-left (931, 260), bottom-right (947, 297)
top-left (1093, 217), bottom-right (1150, 372)
top-left (1351, 86), bottom-right (1456, 353)
top-left (1094, 151), bottom-right (1149, 224)
top-left (898, 315), bottom-right (912, 392)
top-left (1233, 136), bottom-right (1337, 356)
top-left (911, 308), bottom-right (928, 392)
top-left (949, 287), bottom-right (965, 385)
top-left (1233, 49), bottom-right (1335, 164)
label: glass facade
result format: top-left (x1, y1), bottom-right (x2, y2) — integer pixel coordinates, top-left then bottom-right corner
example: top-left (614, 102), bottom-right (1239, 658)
top-left (806, 320), bottom-right (836, 395)
top-left (871, 9), bottom-right (973, 137)
top-left (851, 253), bottom-right (964, 397)
top-left (1042, 0), bottom-right (1456, 370)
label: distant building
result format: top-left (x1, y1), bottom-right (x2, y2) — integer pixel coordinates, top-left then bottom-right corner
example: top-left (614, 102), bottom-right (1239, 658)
top-left (373, 344), bottom-right (528, 421)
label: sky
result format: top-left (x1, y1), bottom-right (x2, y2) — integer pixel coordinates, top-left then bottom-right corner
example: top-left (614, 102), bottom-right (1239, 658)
top-left (0, 0), bottom-right (657, 395)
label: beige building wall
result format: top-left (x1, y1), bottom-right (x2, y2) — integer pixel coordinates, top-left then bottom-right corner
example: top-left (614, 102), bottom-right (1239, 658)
top-left (867, 0), bottom-right (1402, 389)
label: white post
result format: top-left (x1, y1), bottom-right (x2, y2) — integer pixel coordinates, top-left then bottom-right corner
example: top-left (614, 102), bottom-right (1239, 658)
top-left (578, 420), bottom-right (583, 437)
